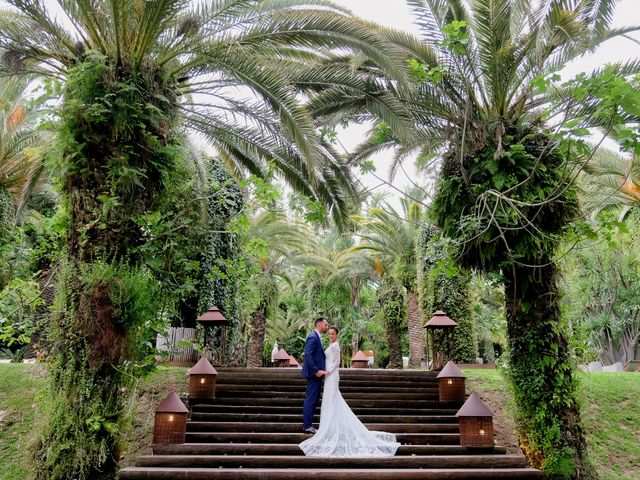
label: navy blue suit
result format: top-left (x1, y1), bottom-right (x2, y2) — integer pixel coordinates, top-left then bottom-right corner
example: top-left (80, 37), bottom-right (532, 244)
top-left (301, 330), bottom-right (326, 429)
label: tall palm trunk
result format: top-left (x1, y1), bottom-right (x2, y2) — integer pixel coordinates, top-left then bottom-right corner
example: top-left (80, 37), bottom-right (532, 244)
top-left (246, 303), bottom-right (268, 367)
top-left (377, 278), bottom-right (405, 369)
top-left (0, 186), bottom-right (12, 289)
top-left (504, 260), bottom-right (595, 479)
top-left (34, 58), bottom-right (176, 480)
top-left (385, 321), bottom-right (403, 369)
top-left (350, 280), bottom-right (361, 357)
top-left (406, 289), bottom-right (424, 368)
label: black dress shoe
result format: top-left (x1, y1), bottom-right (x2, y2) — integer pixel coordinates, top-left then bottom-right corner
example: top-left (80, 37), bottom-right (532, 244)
top-left (303, 426), bottom-right (317, 434)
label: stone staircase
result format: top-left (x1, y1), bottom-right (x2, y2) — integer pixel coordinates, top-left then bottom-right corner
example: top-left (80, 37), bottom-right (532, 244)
top-left (119, 367), bottom-right (541, 479)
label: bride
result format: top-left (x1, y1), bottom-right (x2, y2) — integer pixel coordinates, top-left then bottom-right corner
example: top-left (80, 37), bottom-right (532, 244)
top-left (299, 326), bottom-right (400, 457)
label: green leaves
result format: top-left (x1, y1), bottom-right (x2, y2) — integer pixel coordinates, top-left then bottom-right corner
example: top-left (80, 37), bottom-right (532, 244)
top-left (439, 20), bottom-right (469, 56)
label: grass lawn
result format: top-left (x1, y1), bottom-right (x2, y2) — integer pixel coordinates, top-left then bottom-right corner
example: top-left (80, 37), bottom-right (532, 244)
top-left (0, 364), bottom-right (43, 480)
top-left (465, 368), bottom-right (640, 480)
top-left (0, 363), bottom-right (187, 480)
top-left (1, 363), bottom-right (638, 479)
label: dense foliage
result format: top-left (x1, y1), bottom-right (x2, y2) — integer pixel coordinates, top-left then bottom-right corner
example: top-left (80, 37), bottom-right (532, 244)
top-left (416, 224), bottom-right (477, 365)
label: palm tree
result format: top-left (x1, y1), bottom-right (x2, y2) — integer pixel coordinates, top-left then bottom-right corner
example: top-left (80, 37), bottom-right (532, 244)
top-left (0, 2), bottom-right (408, 477)
top-left (331, 245), bottom-right (378, 356)
top-left (305, 1), bottom-right (639, 477)
top-left (0, 73), bottom-right (49, 290)
top-left (242, 210), bottom-right (315, 368)
top-left (354, 192), bottom-right (426, 368)
top-left (375, 273), bottom-right (406, 369)
top-left (0, 74), bottom-right (47, 237)
top-left (581, 146), bottom-right (640, 219)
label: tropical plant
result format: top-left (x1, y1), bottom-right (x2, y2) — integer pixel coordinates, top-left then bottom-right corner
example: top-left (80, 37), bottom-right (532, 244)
top-left (327, 238), bottom-right (378, 355)
top-left (239, 209), bottom-right (315, 367)
top-left (416, 223), bottom-right (477, 367)
top-left (0, 74), bottom-right (48, 233)
top-left (581, 146), bottom-right (640, 220)
top-left (375, 275), bottom-right (406, 369)
top-left (306, 1), bottom-right (640, 477)
top-left (561, 213), bottom-right (640, 365)
top-left (0, 1), bottom-right (408, 477)
top-left (354, 191), bottom-right (426, 368)
top-left (0, 73), bottom-right (50, 290)
top-left (0, 344), bottom-right (29, 362)
top-left (469, 274), bottom-right (507, 363)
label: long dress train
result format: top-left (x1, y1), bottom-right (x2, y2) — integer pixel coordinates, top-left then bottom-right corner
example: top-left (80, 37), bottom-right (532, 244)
top-left (299, 342), bottom-right (400, 457)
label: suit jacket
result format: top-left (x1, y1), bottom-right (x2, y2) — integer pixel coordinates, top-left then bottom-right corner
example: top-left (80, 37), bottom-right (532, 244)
top-left (301, 331), bottom-right (326, 379)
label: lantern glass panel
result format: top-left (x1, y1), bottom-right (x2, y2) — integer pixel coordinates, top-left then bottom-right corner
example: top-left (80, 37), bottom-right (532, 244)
top-left (438, 377), bottom-right (465, 403)
top-left (153, 412), bottom-right (187, 444)
top-left (458, 416), bottom-right (494, 448)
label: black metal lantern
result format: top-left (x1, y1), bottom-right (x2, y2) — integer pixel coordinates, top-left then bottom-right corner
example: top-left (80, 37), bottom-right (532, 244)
top-left (437, 361), bottom-right (466, 403)
top-left (196, 307), bottom-right (229, 365)
top-left (153, 391), bottom-right (189, 444)
top-left (424, 310), bottom-right (457, 370)
top-left (456, 393), bottom-right (494, 448)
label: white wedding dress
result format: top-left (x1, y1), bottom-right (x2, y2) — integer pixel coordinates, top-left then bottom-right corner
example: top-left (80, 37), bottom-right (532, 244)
top-left (299, 342), bottom-right (400, 457)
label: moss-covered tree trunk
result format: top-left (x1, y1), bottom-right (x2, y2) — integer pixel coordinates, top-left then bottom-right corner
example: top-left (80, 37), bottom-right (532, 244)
top-left (195, 160), bottom-right (244, 363)
top-left (0, 186), bottom-right (13, 289)
top-left (432, 124), bottom-right (593, 478)
top-left (416, 225), bottom-right (477, 365)
top-left (504, 260), bottom-right (594, 478)
top-left (246, 303), bottom-right (267, 368)
top-left (377, 278), bottom-right (405, 369)
top-left (34, 57), bottom-right (177, 479)
top-left (406, 289), bottom-right (424, 368)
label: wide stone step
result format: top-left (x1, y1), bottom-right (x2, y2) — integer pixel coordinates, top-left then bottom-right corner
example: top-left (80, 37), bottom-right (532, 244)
top-left (215, 371), bottom-right (436, 383)
top-left (119, 467), bottom-right (543, 479)
top-left (135, 454), bottom-right (529, 469)
top-left (217, 367), bottom-right (436, 377)
top-left (215, 384), bottom-right (440, 394)
top-left (185, 432), bottom-right (459, 445)
top-left (202, 397), bottom-right (447, 408)
top-left (152, 443), bottom-right (508, 456)
top-left (215, 390), bottom-right (438, 400)
top-left (187, 421), bottom-right (459, 434)
top-left (216, 378), bottom-right (439, 387)
top-left (189, 412), bottom-right (458, 424)
top-left (190, 404), bottom-right (460, 416)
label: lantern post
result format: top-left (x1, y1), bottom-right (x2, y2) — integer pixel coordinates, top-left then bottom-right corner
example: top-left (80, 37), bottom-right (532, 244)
top-left (423, 310), bottom-right (457, 370)
top-left (195, 307), bottom-right (229, 365)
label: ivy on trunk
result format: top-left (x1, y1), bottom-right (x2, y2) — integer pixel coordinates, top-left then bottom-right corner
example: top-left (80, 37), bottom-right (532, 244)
top-left (34, 56), bottom-right (178, 479)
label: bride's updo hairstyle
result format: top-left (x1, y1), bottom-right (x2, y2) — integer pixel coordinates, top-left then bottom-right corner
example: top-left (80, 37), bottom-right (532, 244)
top-left (329, 326), bottom-right (339, 334)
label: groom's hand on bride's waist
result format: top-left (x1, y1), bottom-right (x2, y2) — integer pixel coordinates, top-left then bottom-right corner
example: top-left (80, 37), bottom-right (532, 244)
top-left (315, 370), bottom-right (327, 377)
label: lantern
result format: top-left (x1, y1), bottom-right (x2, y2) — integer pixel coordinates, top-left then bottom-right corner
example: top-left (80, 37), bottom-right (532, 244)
top-left (436, 361), bottom-right (466, 403)
top-left (456, 393), bottom-right (494, 448)
top-left (153, 391), bottom-right (188, 444)
top-left (188, 356), bottom-right (217, 400)
top-left (195, 307), bottom-right (229, 365)
top-left (288, 355), bottom-right (301, 368)
top-left (273, 349), bottom-right (291, 367)
top-left (423, 310), bottom-right (457, 370)
top-left (351, 350), bottom-right (369, 368)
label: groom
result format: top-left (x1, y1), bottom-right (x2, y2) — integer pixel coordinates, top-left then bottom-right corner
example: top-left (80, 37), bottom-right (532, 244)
top-left (301, 317), bottom-right (328, 433)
